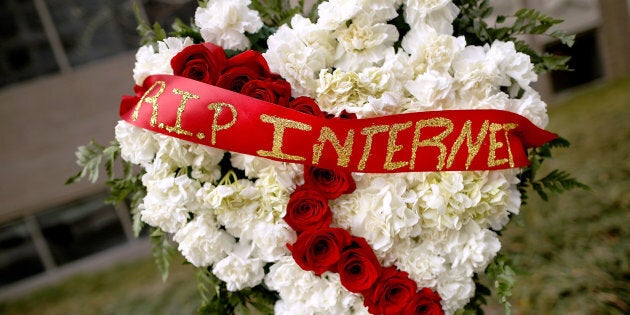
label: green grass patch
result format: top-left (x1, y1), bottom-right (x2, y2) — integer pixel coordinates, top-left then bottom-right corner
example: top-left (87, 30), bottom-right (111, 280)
top-left (1, 78), bottom-right (629, 314)
top-left (0, 255), bottom-right (200, 315)
top-left (498, 77), bottom-right (630, 314)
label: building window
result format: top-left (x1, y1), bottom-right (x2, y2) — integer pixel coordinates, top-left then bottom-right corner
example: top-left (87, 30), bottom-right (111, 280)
top-left (0, 193), bottom-right (132, 287)
top-left (0, 0), bottom-right (198, 88)
top-left (0, 0), bottom-right (60, 87)
top-left (547, 29), bottom-right (604, 93)
top-left (0, 220), bottom-right (45, 287)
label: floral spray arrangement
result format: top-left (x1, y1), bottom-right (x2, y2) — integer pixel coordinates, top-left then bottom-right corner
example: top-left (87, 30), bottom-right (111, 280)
top-left (70, 0), bottom-right (585, 314)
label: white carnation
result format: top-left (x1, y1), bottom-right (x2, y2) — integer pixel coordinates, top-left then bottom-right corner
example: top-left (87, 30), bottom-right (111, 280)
top-left (316, 0), bottom-right (363, 29)
top-left (114, 120), bottom-right (158, 167)
top-left (460, 169), bottom-right (521, 230)
top-left (334, 175), bottom-right (420, 255)
top-left (404, 70), bottom-right (455, 111)
top-left (266, 257), bottom-right (366, 314)
top-left (264, 15), bottom-right (335, 97)
top-left (198, 180), bottom-right (261, 239)
top-left (441, 221), bottom-right (501, 277)
top-left (436, 267), bottom-right (477, 314)
top-left (488, 40), bottom-right (537, 90)
top-left (173, 214), bottom-right (235, 267)
top-left (316, 66), bottom-right (402, 117)
top-left (213, 241), bottom-right (265, 291)
top-left (333, 13), bottom-right (399, 71)
top-left (254, 165), bottom-right (300, 221)
top-left (318, 0), bottom-right (400, 30)
top-left (452, 45), bottom-right (501, 100)
top-left (404, 0), bottom-right (460, 34)
top-left (507, 89), bottom-right (550, 128)
top-left (393, 238), bottom-right (446, 288)
top-left (140, 163), bottom-right (200, 233)
top-left (133, 37), bottom-right (193, 85)
top-left (251, 221), bottom-right (295, 262)
top-left (402, 26), bottom-right (466, 74)
top-left (194, 0), bottom-right (263, 51)
top-left (186, 144), bottom-right (224, 183)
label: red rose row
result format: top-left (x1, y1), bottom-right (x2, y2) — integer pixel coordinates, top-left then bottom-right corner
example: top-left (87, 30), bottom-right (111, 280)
top-left (171, 42), bottom-right (444, 315)
top-left (285, 166), bottom-right (443, 315)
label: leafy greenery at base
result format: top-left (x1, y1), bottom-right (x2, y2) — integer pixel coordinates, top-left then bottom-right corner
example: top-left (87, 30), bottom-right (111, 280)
top-left (2, 76), bottom-right (628, 315)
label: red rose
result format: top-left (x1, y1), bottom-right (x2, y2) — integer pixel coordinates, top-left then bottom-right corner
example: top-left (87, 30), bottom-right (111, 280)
top-left (240, 78), bottom-right (292, 107)
top-left (403, 288), bottom-right (444, 315)
top-left (284, 186), bottom-right (332, 234)
top-left (337, 237), bottom-right (382, 293)
top-left (304, 166), bottom-right (356, 199)
top-left (289, 96), bottom-right (324, 117)
top-left (216, 50), bottom-right (272, 92)
top-left (290, 227), bottom-right (352, 276)
top-left (363, 267), bottom-right (418, 315)
top-left (171, 43), bottom-right (227, 85)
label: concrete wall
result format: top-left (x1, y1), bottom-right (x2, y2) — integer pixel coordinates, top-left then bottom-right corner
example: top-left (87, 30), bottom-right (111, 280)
top-left (0, 53), bottom-right (135, 223)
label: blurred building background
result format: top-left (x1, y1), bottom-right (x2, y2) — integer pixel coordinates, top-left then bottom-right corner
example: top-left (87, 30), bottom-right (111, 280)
top-left (0, 0), bottom-right (628, 300)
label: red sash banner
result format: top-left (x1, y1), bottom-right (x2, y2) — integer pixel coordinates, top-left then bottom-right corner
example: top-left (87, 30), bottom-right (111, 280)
top-left (120, 74), bottom-right (557, 173)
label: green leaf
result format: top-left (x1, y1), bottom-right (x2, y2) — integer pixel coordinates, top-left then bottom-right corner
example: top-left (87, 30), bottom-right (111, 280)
top-left (196, 267), bottom-right (220, 305)
top-left (134, 3), bottom-right (167, 46)
top-left (66, 140), bottom-right (106, 184)
top-left (171, 18), bottom-right (203, 43)
top-left (150, 229), bottom-right (176, 282)
top-left (486, 254), bottom-right (516, 315)
top-left (250, 0), bottom-right (303, 26)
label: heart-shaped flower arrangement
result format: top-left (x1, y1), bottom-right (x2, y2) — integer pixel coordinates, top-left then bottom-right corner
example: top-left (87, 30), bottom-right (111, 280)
top-left (74, 0), bottom-right (575, 314)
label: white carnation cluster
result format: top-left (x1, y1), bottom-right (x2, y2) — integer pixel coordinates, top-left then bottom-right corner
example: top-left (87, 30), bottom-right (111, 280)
top-left (117, 0), bottom-right (550, 314)
top-left (194, 0), bottom-right (263, 51)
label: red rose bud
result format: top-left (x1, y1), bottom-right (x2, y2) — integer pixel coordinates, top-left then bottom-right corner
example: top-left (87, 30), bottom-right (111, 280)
top-left (171, 42), bottom-right (227, 85)
top-left (290, 227), bottom-right (352, 276)
top-left (363, 267), bottom-right (418, 315)
top-left (240, 78), bottom-right (292, 107)
top-left (403, 288), bottom-right (444, 315)
top-left (289, 96), bottom-right (325, 117)
top-left (337, 237), bottom-right (382, 293)
top-left (304, 166), bottom-right (356, 199)
top-left (284, 186), bottom-right (332, 234)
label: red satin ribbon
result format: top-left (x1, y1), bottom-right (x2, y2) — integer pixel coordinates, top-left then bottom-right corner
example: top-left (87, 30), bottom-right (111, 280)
top-left (120, 75), bottom-right (557, 173)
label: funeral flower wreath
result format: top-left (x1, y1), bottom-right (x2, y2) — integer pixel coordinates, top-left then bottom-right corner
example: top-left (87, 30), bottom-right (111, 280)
top-left (70, 0), bottom-right (585, 314)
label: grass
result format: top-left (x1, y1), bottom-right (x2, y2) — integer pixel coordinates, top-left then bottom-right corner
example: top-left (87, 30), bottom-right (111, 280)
top-left (495, 76), bottom-right (630, 314)
top-left (0, 255), bottom-right (201, 315)
top-left (1, 77), bottom-right (629, 314)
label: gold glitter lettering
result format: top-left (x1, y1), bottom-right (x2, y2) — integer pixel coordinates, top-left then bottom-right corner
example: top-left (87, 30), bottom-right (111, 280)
top-left (503, 123), bottom-right (517, 168)
top-left (410, 118), bottom-right (454, 171)
top-left (208, 102), bottom-right (238, 145)
top-left (384, 121), bottom-right (412, 170)
top-left (132, 80), bottom-right (166, 126)
top-left (446, 120), bottom-right (489, 169)
top-left (487, 123), bottom-right (517, 167)
top-left (164, 88), bottom-right (199, 136)
top-left (257, 114), bottom-right (312, 161)
top-left (312, 127), bottom-right (355, 167)
top-left (358, 125), bottom-right (389, 171)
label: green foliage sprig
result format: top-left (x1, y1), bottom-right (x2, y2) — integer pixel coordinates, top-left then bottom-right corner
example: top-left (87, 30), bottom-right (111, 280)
top-left (486, 254), bottom-right (517, 315)
top-left (453, 0), bottom-right (575, 74)
top-left (518, 137), bottom-right (590, 204)
top-left (66, 140), bottom-right (148, 249)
